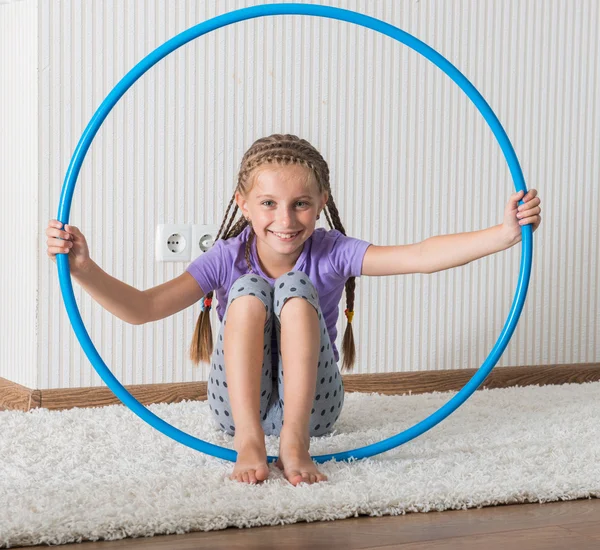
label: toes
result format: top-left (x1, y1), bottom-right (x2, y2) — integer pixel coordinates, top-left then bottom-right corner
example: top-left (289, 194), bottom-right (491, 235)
top-left (231, 466), bottom-right (269, 484)
top-left (256, 466), bottom-right (269, 482)
top-left (288, 471), bottom-right (304, 486)
top-left (289, 471), bottom-right (322, 485)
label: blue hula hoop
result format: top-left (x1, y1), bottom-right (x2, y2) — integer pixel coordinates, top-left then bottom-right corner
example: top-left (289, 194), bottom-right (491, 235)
top-left (57, 4), bottom-right (533, 464)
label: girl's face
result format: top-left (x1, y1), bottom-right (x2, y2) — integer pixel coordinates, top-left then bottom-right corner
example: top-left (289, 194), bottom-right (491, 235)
top-left (235, 164), bottom-right (328, 266)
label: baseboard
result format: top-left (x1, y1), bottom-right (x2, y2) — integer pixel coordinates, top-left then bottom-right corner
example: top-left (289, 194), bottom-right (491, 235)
top-left (0, 377), bottom-right (42, 411)
top-left (1, 363), bottom-right (598, 412)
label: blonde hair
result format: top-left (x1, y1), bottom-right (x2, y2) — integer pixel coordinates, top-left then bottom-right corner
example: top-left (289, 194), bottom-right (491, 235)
top-left (189, 134), bottom-right (358, 372)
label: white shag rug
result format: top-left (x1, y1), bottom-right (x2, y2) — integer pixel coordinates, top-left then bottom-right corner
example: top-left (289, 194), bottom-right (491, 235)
top-left (1, 381), bottom-right (600, 548)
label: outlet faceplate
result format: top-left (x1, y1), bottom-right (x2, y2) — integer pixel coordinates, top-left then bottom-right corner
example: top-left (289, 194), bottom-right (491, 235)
top-left (155, 224), bottom-right (192, 262)
top-left (191, 224), bottom-right (221, 260)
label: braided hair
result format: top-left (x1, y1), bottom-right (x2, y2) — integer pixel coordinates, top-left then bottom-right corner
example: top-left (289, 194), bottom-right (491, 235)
top-left (189, 134), bottom-right (358, 372)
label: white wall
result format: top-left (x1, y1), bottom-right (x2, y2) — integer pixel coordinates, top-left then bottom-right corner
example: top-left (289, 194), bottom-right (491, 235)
top-left (1, 0), bottom-right (598, 390)
top-left (0, 0), bottom-right (38, 389)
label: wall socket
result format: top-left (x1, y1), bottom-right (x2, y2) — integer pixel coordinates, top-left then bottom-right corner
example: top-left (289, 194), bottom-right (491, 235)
top-left (156, 224), bottom-right (193, 261)
top-left (155, 223), bottom-right (221, 262)
top-left (191, 224), bottom-right (221, 260)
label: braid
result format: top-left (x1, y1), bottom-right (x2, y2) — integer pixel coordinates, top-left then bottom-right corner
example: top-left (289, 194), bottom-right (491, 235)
top-left (244, 227), bottom-right (255, 274)
top-left (189, 134), bottom-right (358, 373)
top-left (324, 197), bottom-right (357, 372)
top-left (189, 193), bottom-right (249, 365)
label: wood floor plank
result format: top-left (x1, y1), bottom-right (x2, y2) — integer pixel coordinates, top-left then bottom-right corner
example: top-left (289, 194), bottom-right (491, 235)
top-left (559, 520), bottom-right (600, 542)
top-left (21, 498), bottom-right (600, 549)
top-left (385, 526), bottom-right (595, 550)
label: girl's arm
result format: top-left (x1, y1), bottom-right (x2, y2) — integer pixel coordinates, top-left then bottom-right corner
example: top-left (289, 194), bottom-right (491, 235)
top-left (73, 263), bottom-right (203, 325)
top-left (416, 224), bottom-right (508, 273)
top-left (71, 260), bottom-right (150, 324)
top-left (47, 221), bottom-right (204, 324)
top-left (362, 189), bottom-right (542, 276)
top-left (142, 271), bottom-right (204, 323)
top-left (362, 225), bottom-right (506, 276)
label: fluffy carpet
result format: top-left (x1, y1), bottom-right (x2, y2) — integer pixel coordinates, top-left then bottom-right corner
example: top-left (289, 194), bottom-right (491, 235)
top-left (1, 381), bottom-right (599, 547)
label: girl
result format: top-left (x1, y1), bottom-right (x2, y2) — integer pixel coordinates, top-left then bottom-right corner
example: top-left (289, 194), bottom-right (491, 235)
top-left (46, 134), bottom-right (541, 486)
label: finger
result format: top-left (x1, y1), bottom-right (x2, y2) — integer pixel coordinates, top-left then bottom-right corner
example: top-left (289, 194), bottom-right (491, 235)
top-left (512, 190), bottom-right (525, 203)
top-left (47, 245), bottom-right (71, 255)
top-left (519, 215), bottom-right (540, 225)
top-left (517, 206), bottom-right (541, 219)
top-left (519, 196), bottom-right (541, 209)
top-left (65, 225), bottom-right (82, 241)
top-left (48, 237), bottom-right (73, 250)
top-left (524, 189), bottom-right (538, 200)
top-left (65, 224), bottom-right (80, 235)
top-left (46, 227), bottom-right (71, 240)
top-left (56, 228), bottom-right (72, 240)
top-left (510, 191), bottom-right (527, 208)
top-left (46, 222), bottom-right (63, 236)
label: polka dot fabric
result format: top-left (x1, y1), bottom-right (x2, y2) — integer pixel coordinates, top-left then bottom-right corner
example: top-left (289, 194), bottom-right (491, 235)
top-left (207, 271), bottom-right (344, 437)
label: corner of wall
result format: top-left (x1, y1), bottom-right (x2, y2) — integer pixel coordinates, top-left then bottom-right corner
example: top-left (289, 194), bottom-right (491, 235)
top-left (0, 0), bottom-right (39, 389)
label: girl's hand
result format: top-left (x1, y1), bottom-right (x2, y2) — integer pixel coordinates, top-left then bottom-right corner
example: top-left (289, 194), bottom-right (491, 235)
top-left (46, 220), bottom-right (92, 275)
top-left (500, 189), bottom-right (542, 245)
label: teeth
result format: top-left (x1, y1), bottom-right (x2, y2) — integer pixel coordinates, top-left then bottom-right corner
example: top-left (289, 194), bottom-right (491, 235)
top-left (272, 231), bottom-right (298, 239)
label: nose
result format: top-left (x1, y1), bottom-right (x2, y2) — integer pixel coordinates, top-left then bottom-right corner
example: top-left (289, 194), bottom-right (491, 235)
top-left (278, 208), bottom-right (294, 227)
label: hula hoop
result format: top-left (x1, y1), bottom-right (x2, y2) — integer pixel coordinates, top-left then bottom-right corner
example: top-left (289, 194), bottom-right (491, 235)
top-left (57, 4), bottom-right (533, 464)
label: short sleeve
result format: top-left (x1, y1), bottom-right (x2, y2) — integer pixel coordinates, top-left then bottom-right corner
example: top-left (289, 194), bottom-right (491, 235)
top-left (327, 231), bottom-right (372, 279)
top-left (186, 240), bottom-right (226, 295)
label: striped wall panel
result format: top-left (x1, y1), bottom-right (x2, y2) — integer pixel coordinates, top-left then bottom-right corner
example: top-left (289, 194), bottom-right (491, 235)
top-left (3, 0), bottom-right (598, 389)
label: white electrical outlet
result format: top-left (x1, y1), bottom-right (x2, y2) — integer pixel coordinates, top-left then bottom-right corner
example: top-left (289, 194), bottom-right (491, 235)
top-left (191, 224), bottom-right (221, 260)
top-left (155, 224), bottom-right (192, 262)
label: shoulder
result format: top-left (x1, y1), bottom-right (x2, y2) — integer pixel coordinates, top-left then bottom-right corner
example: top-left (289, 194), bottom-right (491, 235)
top-left (310, 227), bottom-right (368, 248)
top-left (310, 228), bottom-right (372, 278)
top-left (310, 227), bottom-right (344, 246)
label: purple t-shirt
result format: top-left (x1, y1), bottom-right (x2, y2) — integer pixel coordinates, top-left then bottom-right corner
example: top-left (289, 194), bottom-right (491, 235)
top-left (186, 225), bottom-right (371, 364)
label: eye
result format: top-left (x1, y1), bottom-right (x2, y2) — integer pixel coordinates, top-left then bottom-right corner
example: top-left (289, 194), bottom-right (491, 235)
top-left (260, 200), bottom-right (310, 207)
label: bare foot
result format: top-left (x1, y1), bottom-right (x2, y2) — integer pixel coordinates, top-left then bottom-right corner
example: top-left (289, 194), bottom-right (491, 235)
top-left (276, 430), bottom-right (328, 486)
top-left (230, 436), bottom-right (270, 484)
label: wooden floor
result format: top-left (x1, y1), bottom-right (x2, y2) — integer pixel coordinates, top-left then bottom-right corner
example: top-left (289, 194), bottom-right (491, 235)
top-left (25, 497), bottom-right (600, 549)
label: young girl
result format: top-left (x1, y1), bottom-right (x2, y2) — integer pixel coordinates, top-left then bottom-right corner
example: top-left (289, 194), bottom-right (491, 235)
top-left (46, 133), bottom-right (541, 486)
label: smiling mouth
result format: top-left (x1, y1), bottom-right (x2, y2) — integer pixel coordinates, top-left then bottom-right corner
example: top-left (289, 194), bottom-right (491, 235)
top-left (269, 230), bottom-right (301, 240)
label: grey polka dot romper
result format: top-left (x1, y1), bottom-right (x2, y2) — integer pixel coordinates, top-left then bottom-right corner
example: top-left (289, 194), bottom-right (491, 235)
top-left (207, 270), bottom-right (344, 437)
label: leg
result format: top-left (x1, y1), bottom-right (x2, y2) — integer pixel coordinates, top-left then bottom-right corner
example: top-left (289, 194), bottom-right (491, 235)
top-left (272, 271), bottom-right (341, 485)
top-left (208, 274), bottom-right (274, 483)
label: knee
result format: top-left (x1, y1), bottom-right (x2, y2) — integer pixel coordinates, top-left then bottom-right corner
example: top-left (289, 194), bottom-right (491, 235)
top-left (227, 294), bottom-right (268, 322)
top-left (227, 274), bottom-right (273, 319)
top-left (274, 270), bottom-right (315, 292)
top-left (273, 271), bottom-right (318, 316)
top-left (228, 273), bottom-right (272, 299)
